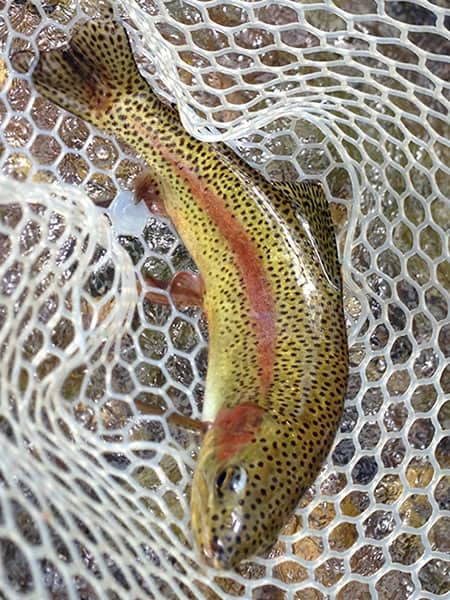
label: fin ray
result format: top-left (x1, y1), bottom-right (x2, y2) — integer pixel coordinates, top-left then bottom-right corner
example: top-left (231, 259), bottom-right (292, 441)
top-left (273, 182), bottom-right (342, 290)
top-left (32, 19), bottom-right (146, 123)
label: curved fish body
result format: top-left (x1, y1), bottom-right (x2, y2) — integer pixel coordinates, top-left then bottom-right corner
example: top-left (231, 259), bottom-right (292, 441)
top-left (32, 20), bottom-right (348, 569)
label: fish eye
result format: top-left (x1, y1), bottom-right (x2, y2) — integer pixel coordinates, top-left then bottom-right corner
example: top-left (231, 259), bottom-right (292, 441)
top-left (215, 466), bottom-right (247, 495)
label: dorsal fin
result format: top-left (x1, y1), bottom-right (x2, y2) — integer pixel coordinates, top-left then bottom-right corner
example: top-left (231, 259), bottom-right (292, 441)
top-left (272, 182), bottom-right (342, 290)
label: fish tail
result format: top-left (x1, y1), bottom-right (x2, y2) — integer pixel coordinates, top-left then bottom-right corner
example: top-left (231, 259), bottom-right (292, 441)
top-left (32, 20), bottom-right (147, 123)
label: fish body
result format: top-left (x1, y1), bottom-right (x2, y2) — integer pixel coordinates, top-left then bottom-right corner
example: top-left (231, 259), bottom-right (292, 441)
top-left (32, 20), bottom-right (348, 568)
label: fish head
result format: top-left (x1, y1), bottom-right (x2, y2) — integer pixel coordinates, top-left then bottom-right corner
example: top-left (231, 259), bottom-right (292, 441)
top-left (191, 403), bottom-right (303, 569)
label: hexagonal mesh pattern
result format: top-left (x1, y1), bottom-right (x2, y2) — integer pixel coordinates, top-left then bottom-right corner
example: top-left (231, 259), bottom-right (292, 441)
top-left (0, 1), bottom-right (449, 599)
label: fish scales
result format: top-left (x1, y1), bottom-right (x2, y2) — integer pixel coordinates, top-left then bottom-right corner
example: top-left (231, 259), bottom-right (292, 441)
top-left (32, 19), bottom-right (348, 569)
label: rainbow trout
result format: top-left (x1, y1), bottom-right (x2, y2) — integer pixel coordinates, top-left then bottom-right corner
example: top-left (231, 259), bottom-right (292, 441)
top-left (32, 19), bottom-right (348, 569)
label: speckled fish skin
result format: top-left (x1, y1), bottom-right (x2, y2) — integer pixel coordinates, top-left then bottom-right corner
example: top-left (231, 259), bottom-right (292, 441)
top-left (32, 20), bottom-right (348, 569)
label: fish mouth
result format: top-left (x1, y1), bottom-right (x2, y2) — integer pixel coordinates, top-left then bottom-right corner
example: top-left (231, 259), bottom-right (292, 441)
top-left (191, 455), bottom-right (239, 569)
top-left (200, 535), bottom-right (234, 570)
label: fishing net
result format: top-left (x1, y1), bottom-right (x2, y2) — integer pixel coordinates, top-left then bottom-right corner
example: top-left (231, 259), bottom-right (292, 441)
top-left (0, 0), bottom-right (448, 598)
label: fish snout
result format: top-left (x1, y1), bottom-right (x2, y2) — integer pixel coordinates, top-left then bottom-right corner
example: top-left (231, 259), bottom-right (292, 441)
top-left (200, 535), bottom-right (234, 570)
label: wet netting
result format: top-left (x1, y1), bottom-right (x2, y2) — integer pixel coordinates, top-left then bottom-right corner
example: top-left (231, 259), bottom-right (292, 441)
top-left (0, 1), bottom-right (449, 598)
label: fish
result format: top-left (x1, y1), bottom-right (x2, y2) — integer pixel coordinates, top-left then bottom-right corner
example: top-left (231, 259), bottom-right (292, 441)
top-left (32, 19), bottom-right (348, 569)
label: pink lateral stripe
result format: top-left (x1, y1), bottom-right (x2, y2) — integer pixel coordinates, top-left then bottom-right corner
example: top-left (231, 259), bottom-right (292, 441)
top-left (155, 144), bottom-right (277, 393)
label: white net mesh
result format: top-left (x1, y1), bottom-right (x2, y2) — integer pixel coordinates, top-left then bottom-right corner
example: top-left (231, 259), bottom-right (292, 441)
top-left (0, 0), bottom-right (449, 598)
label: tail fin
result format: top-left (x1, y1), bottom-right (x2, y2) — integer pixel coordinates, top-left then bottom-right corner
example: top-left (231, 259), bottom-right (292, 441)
top-left (32, 19), bottom-right (147, 123)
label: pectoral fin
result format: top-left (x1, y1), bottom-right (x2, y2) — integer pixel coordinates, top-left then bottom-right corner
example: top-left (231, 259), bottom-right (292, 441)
top-left (143, 271), bottom-right (204, 309)
top-left (134, 400), bottom-right (210, 434)
top-left (134, 169), bottom-right (169, 217)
